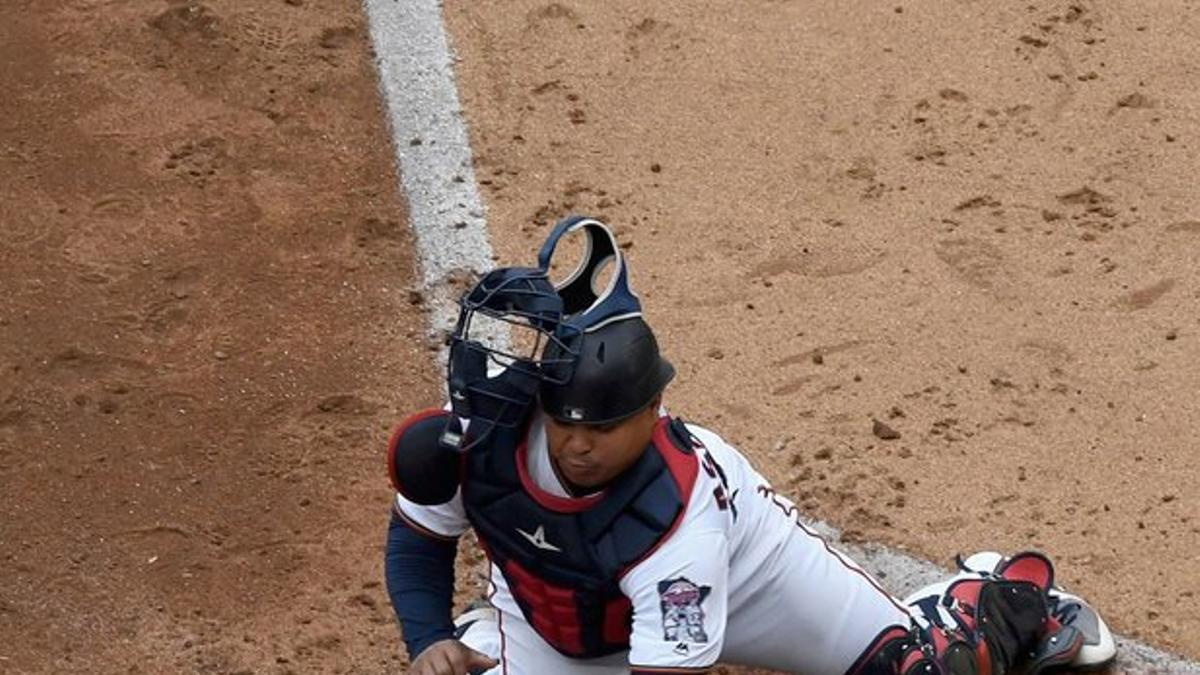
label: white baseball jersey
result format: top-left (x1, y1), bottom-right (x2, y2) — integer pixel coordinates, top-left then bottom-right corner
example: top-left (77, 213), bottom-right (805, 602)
top-left (395, 413), bottom-right (911, 674)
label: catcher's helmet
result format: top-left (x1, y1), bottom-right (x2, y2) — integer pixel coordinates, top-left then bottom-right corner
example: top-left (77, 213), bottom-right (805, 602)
top-left (448, 216), bottom-right (653, 439)
top-left (446, 266), bottom-right (580, 446)
top-left (535, 216), bottom-right (671, 425)
top-left (539, 315), bottom-right (675, 425)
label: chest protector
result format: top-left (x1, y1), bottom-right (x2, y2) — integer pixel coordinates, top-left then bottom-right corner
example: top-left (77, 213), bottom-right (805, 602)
top-left (462, 416), bottom-right (699, 658)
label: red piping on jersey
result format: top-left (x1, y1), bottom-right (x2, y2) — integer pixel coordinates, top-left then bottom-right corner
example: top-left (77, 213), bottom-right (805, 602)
top-left (484, 564), bottom-right (509, 675)
top-left (514, 433), bottom-right (607, 513)
top-left (391, 501), bottom-right (459, 543)
top-left (386, 407), bottom-right (448, 494)
top-left (793, 515), bottom-right (911, 618)
top-left (618, 418), bottom-right (700, 578)
top-left (499, 605), bottom-right (509, 675)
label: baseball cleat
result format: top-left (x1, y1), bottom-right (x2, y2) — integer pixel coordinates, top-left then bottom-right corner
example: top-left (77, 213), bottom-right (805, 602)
top-left (956, 551), bottom-right (1116, 670)
top-left (1046, 586), bottom-right (1117, 670)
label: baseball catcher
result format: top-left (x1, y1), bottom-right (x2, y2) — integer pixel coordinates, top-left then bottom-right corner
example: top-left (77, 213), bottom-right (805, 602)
top-left (384, 216), bottom-right (1116, 675)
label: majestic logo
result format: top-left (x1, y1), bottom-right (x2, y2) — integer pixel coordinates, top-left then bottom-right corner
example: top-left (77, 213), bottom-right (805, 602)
top-left (657, 577), bottom-right (711, 643)
top-left (450, 389), bottom-right (467, 402)
top-left (516, 525), bottom-right (562, 552)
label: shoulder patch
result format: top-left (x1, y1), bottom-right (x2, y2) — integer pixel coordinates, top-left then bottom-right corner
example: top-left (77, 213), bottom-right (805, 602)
top-left (657, 576), bottom-right (711, 643)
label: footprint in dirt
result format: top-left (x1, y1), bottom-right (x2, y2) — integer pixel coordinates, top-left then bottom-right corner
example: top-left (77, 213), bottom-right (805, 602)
top-left (236, 13), bottom-right (298, 53)
top-left (934, 237), bottom-right (1017, 299)
top-left (164, 138), bottom-right (227, 188)
top-left (1056, 186), bottom-right (1111, 207)
top-left (0, 396), bottom-right (29, 431)
top-left (527, 3), bottom-right (577, 25)
top-left (1165, 220), bottom-right (1200, 235)
top-left (90, 191), bottom-right (146, 218)
top-left (148, 2), bottom-right (223, 43)
top-left (45, 348), bottom-right (150, 378)
top-left (312, 394), bottom-right (377, 416)
top-left (1117, 278), bottom-right (1175, 311)
top-left (624, 16), bottom-right (684, 60)
top-left (318, 26), bottom-right (355, 50)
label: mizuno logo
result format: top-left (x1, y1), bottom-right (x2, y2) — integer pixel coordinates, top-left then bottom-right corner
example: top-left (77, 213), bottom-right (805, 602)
top-left (516, 525), bottom-right (561, 552)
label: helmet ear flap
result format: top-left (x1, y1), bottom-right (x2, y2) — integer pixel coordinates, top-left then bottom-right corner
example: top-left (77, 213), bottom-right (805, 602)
top-left (540, 216), bottom-right (619, 316)
top-left (538, 216), bottom-right (643, 328)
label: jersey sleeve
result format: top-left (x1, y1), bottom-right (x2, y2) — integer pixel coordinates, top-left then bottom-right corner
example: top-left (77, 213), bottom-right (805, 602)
top-left (393, 489), bottom-right (470, 540)
top-left (622, 528), bottom-right (730, 670)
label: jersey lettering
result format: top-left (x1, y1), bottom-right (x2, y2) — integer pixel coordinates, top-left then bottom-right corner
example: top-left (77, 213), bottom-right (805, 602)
top-left (702, 450), bottom-right (739, 521)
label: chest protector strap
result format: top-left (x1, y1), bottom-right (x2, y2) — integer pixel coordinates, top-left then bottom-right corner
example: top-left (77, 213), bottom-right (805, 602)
top-left (462, 417), bottom-right (699, 658)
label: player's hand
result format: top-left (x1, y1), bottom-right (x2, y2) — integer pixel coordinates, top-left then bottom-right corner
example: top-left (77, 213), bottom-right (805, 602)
top-left (409, 639), bottom-right (498, 675)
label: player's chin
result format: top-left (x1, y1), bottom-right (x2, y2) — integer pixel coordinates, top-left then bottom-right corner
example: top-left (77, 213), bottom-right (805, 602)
top-left (561, 460), bottom-right (606, 487)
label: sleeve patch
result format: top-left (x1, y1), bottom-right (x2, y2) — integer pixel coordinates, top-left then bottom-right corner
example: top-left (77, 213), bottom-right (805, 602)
top-left (657, 577), bottom-right (711, 644)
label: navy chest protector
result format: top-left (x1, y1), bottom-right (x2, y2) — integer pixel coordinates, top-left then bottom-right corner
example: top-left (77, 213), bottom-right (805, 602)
top-left (462, 416), bottom-right (699, 658)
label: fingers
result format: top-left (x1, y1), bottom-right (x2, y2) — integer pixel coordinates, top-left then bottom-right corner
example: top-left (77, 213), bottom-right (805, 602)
top-left (409, 641), bottom-right (455, 675)
top-left (410, 640), bottom-right (498, 675)
top-left (432, 648), bottom-right (458, 674)
top-left (464, 645), bottom-right (500, 670)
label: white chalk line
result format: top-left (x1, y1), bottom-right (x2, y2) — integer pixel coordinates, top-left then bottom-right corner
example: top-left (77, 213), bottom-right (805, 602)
top-left (360, 1), bottom-right (1199, 672)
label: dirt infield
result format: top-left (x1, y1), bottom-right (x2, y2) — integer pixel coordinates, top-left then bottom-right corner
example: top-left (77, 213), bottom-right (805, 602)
top-left (1, 0), bottom-right (1197, 674)
top-left (1, 1), bottom-right (435, 671)
top-left (440, 0), bottom-right (1200, 666)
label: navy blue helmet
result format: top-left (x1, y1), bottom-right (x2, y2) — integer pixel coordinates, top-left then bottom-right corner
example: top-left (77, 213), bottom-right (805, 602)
top-left (446, 216), bottom-right (668, 445)
top-left (536, 217), bottom-right (673, 425)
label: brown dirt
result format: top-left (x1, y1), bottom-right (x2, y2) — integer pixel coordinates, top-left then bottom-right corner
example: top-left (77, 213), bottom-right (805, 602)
top-left (1, 0), bottom-right (440, 672)
top-left (3, 0), bottom-right (1198, 674)
top-left (442, 0), bottom-right (1200, 670)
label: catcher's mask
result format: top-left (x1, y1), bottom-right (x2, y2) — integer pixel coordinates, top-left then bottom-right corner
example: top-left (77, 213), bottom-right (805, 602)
top-left (446, 265), bottom-right (580, 448)
top-left (535, 216), bottom-right (674, 425)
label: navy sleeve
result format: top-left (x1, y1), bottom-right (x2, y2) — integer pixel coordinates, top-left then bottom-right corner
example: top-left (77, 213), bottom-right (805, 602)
top-left (384, 509), bottom-right (459, 658)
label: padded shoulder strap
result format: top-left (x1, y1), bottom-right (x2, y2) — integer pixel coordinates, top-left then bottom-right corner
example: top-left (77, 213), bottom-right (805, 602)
top-left (388, 409), bottom-right (462, 505)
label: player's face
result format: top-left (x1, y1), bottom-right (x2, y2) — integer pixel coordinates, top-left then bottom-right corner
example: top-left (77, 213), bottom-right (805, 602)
top-left (545, 398), bottom-right (660, 490)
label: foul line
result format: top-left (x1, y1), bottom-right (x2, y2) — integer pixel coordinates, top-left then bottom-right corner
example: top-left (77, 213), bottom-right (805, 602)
top-left (361, 1), bottom-right (1200, 672)
top-left (363, 0), bottom-right (494, 341)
